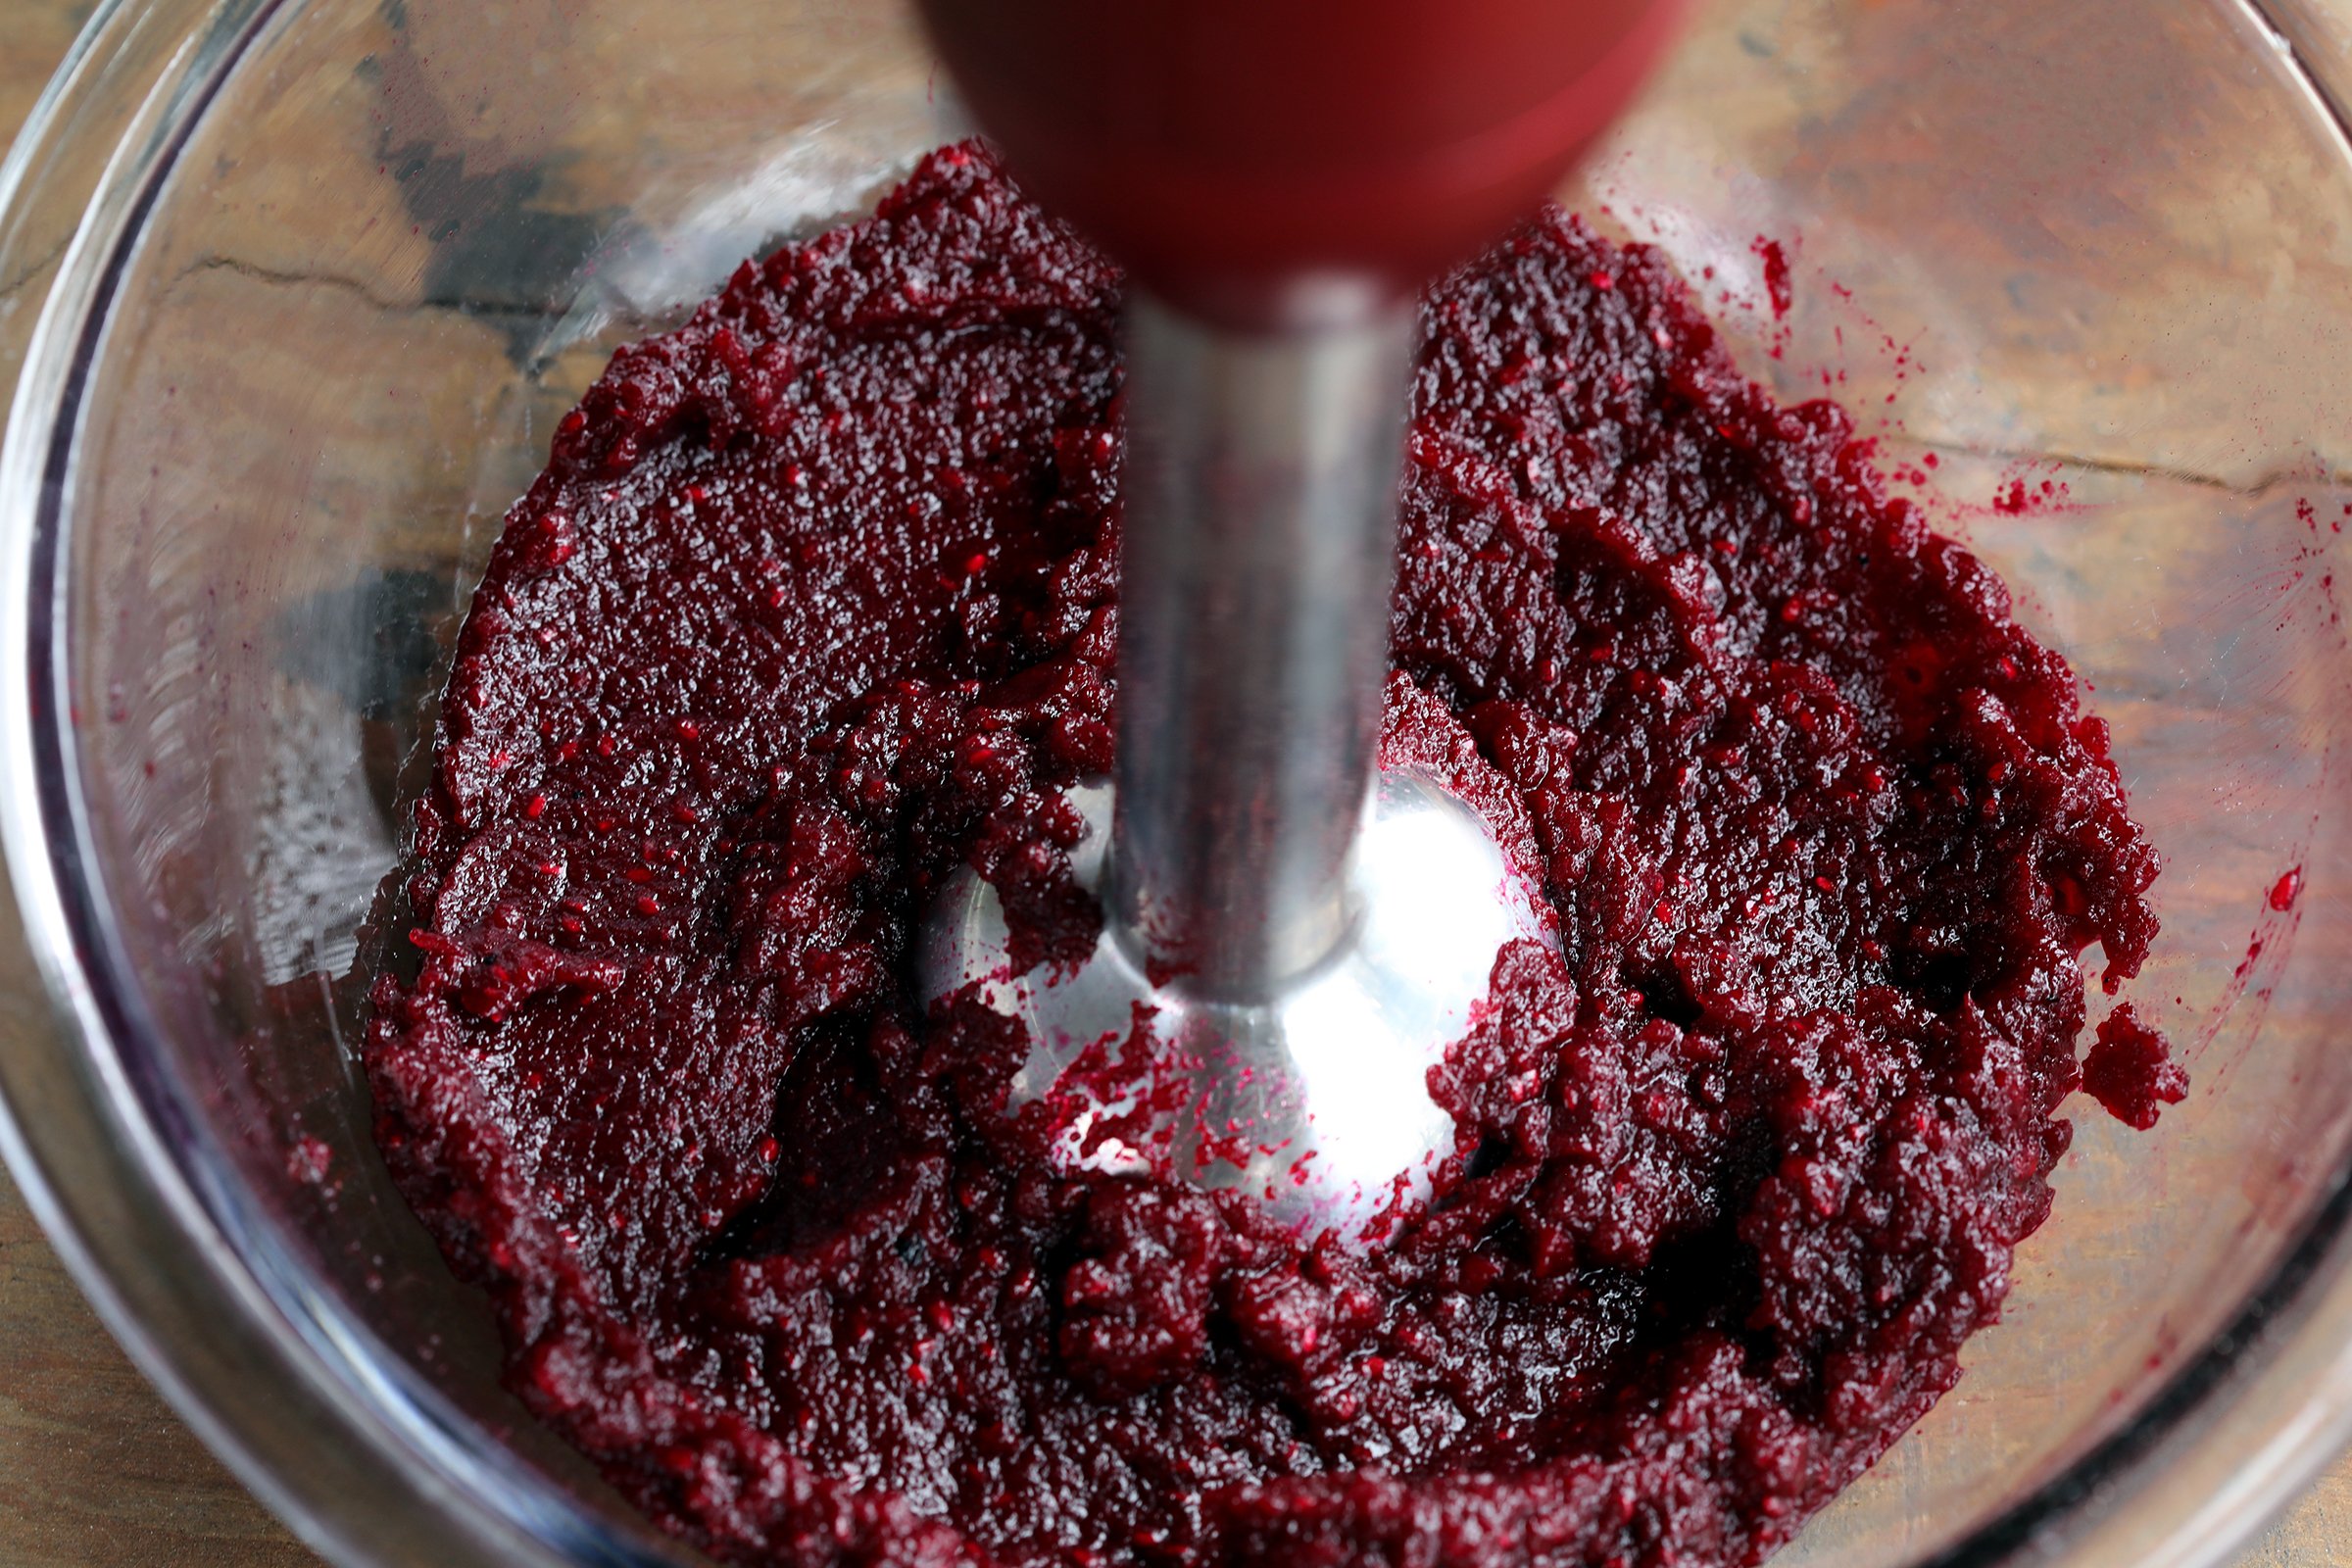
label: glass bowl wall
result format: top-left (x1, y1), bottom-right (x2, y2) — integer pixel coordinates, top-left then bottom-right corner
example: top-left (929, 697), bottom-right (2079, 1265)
top-left (1, 0), bottom-right (2350, 1565)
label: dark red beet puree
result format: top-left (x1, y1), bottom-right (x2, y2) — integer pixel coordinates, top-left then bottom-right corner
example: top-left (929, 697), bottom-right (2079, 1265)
top-left (368, 145), bottom-right (2176, 1568)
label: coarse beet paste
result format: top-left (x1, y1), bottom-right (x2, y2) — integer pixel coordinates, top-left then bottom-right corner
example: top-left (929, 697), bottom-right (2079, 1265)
top-left (367, 144), bottom-right (2176, 1568)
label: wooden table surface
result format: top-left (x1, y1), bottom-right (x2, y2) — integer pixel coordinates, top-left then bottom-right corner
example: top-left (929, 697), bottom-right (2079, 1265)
top-left (0, 2), bottom-right (2348, 1565)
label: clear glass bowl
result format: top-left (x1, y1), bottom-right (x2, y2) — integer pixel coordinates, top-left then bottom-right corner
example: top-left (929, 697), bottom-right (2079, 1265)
top-left (2, 0), bottom-right (2350, 1564)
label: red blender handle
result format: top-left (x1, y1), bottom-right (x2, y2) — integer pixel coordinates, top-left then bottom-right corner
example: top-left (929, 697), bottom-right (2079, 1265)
top-left (916, 0), bottom-right (1686, 323)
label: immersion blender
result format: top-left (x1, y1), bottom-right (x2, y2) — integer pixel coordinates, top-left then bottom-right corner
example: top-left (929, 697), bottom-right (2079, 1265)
top-left (917, 0), bottom-right (1685, 1242)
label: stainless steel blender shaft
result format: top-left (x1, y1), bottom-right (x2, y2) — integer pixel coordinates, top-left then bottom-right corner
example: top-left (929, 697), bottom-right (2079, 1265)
top-left (921, 290), bottom-right (1550, 1241)
top-left (1106, 292), bottom-right (1415, 1002)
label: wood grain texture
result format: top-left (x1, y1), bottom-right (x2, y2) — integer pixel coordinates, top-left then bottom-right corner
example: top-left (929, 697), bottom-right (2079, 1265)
top-left (0, 1), bottom-right (2345, 1564)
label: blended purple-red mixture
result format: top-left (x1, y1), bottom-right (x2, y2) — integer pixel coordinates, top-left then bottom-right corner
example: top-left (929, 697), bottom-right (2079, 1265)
top-left (367, 145), bottom-right (2176, 1568)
